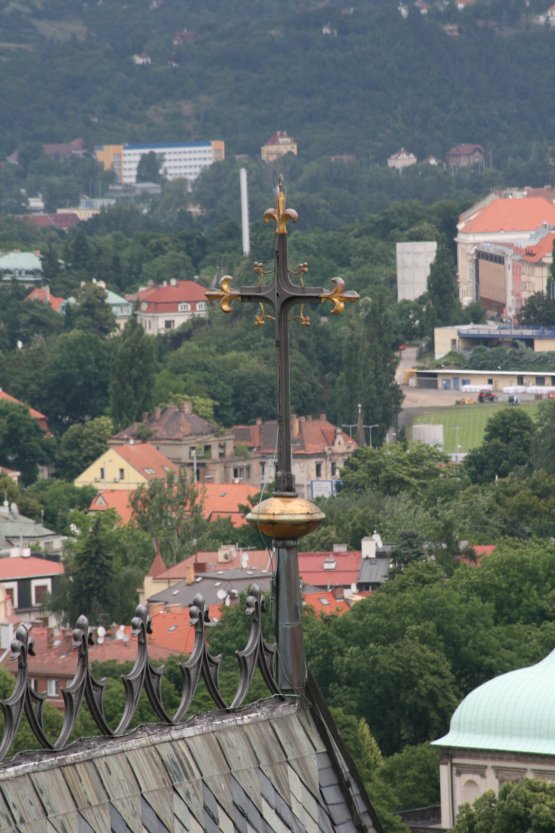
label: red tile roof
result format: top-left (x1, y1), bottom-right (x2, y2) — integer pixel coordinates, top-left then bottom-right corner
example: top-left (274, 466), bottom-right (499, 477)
top-left (515, 232), bottom-right (555, 263)
top-left (148, 545), bottom-right (168, 578)
top-left (234, 416), bottom-right (356, 456)
top-left (0, 556), bottom-right (63, 580)
top-left (199, 482), bottom-right (258, 526)
top-left (0, 389), bottom-right (49, 431)
top-left (26, 286), bottom-right (65, 312)
top-left (448, 144), bottom-right (484, 156)
top-left (112, 443), bottom-right (177, 480)
top-left (298, 551), bottom-right (361, 588)
top-left (460, 197), bottom-right (555, 235)
top-left (112, 402), bottom-right (216, 443)
top-left (90, 481), bottom-right (258, 529)
top-left (19, 213), bottom-right (80, 230)
top-left (89, 490), bottom-right (134, 524)
top-left (304, 591), bottom-right (349, 617)
top-left (137, 280), bottom-right (207, 311)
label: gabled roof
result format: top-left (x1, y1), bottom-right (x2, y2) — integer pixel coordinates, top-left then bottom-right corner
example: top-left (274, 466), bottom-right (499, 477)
top-left (234, 416), bottom-right (356, 456)
top-left (459, 196), bottom-right (555, 234)
top-left (516, 231), bottom-right (555, 263)
top-left (112, 402), bottom-right (216, 443)
top-left (0, 556), bottom-right (63, 580)
top-left (0, 251), bottom-right (42, 272)
top-left (112, 443), bottom-right (177, 480)
top-left (264, 131), bottom-right (296, 145)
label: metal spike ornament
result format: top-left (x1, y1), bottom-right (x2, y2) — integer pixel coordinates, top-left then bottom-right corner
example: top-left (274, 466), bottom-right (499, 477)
top-left (206, 178), bottom-right (359, 691)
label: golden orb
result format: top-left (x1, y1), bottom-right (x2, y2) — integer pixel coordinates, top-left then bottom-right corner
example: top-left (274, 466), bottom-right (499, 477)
top-left (246, 495), bottom-right (325, 540)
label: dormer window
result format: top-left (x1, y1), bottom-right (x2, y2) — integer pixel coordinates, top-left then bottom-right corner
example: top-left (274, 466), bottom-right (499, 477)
top-left (178, 302), bottom-right (190, 312)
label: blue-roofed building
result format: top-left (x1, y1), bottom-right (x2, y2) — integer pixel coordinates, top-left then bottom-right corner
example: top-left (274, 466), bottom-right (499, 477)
top-left (433, 649), bottom-right (555, 828)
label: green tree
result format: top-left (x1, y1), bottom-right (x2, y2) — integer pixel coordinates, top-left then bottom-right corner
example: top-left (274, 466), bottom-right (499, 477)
top-left (51, 510), bottom-right (152, 626)
top-left (453, 780), bottom-right (555, 833)
top-left (334, 294), bottom-right (403, 445)
top-left (130, 469), bottom-right (205, 564)
top-left (109, 319), bottom-right (155, 430)
top-left (70, 282), bottom-right (116, 336)
top-left (55, 417), bottom-right (113, 481)
top-left (25, 478), bottom-right (96, 533)
top-left (341, 442), bottom-right (448, 496)
top-left (0, 401), bottom-right (51, 485)
top-left (378, 743), bottom-right (440, 811)
top-left (519, 292), bottom-right (555, 327)
top-left (136, 151), bottom-right (163, 183)
top-left (426, 241), bottom-right (460, 335)
top-left (41, 331), bottom-right (111, 425)
top-left (464, 408), bottom-right (536, 484)
top-left (531, 401), bottom-right (555, 474)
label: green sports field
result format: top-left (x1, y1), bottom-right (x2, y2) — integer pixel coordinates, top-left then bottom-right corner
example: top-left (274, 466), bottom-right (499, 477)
top-left (410, 401), bottom-right (541, 453)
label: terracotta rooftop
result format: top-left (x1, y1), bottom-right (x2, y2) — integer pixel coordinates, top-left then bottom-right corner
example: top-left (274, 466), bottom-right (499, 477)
top-left (298, 551), bottom-right (361, 588)
top-left (234, 415), bottom-right (356, 456)
top-left (89, 482), bottom-right (256, 528)
top-left (0, 389), bottom-right (48, 430)
top-left (137, 280), bottom-right (207, 304)
top-left (0, 556), bottom-right (63, 580)
top-left (304, 590), bottom-right (350, 617)
top-left (156, 549), bottom-right (272, 581)
top-left (516, 231), bottom-right (555, 263)
top-left (112, 443), bottom-right (177, 480)
top-left (460, 196), bottom-right (555, 235)
top-left (448, 143), bottom-right (484, 156)
top-left (19, 213), bottom-right (80, 230)
top-left (26, 286), bottom-right (65, 312)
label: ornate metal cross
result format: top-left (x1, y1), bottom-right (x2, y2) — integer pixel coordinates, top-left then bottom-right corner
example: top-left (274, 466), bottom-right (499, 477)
top-left (206, 176), bottom-right (359, 496)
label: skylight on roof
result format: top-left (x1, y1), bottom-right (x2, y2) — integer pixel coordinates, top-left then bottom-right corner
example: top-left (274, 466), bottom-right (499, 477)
top-left (319, 598), bottom-right (330, 605)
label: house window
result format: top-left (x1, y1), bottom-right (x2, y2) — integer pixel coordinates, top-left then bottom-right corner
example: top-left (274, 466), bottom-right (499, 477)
top-left (30, 678), bottom-right (37, 692)
top-left (536, 376), bottom-right (546, 386)
top-left (331, 463), bottom-right (337, 477)
top-left (517, 375), bottom-right (524, 385)
top-left (164, 320), bottom-right (174, 329)
top-left (315, 462), bottom-right (322, 478)
top-left (32, 579), bottom-right (51, 607)
top-left (178, 303), bottom-right (190, 312)
top-left (196, 302), bottom-right (207, 311)
top-left (2, 583), bottom-right (18, 609)
top-left (47, 679), bottom-right (59, 698)
top-left (119, 468), bottom-right (125, 481)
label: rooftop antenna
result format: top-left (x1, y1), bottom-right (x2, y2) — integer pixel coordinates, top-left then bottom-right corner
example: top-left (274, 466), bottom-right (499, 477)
top-left (240, 168), bottom-right (250, 256)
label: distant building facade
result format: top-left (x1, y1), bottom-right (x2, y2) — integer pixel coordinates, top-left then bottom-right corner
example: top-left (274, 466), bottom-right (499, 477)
top-left (387, 148), bottom-right (417, 170)
top-left (95, 140), bottom-right (225, 184)
top-left (455, 189), bottom-right (555, 309)
top-left (261, 132), bottom-right (298, 162)
top-left (134, 280), bottom-right (209, 334)
top-left (447, 143), bottom-right (485, 169)
top-left (396, 241), bottom-right (438, 301)
top-left (0, 252), bottom-right (43, 288)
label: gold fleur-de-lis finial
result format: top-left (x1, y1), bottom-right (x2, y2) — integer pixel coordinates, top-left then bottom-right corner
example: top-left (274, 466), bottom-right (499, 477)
top-left (264, 175), bottom-right (298, 234)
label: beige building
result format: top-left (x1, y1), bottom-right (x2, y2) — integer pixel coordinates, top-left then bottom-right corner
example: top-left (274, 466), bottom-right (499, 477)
top-left (74, 442), bottom-right (176, 490)
top-left (405, 364), bottom-right (555, 394)
top-left (110, 402), bottom-right (235, 483)
top-left (433, 648), bottom-right (555, 828)
top-left (396, 241), bottom-right (437, 301)
top-left (134, 280), bottom-right (209, 334)
top-left (232, 415), bottom-right (357, 497)
top-left (434, 323), bottom-right (555, 361)
top-left (261, 131), bottom-right (298, 162)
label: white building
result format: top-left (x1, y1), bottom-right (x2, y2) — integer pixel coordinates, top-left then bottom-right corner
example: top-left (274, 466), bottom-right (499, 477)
top-left (396, 241), bottom-right (438, 301)
top-left (433, 648), bottom-right (555, 828)
top-left (95, 141), bottom-right (225, 185)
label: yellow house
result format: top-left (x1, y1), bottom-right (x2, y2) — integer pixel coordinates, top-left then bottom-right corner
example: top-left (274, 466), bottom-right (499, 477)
top-left (94, 144), bottom-right (124, 182)
top-left (74, 443), bottom-right (176, 490)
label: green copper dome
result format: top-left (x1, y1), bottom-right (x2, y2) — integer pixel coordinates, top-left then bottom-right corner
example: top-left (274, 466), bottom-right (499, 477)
top-left (433, 649), bottom-right (555, 756)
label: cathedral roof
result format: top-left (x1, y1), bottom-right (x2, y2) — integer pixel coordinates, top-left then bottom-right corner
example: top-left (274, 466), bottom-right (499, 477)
top-left (434, 648), bottom-right (555, 755)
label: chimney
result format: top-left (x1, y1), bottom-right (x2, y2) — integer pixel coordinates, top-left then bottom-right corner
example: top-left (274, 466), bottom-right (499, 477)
top-left (154, 407), bottom-right (161, 420)
top-left (320, 413), bottom-right (327, 421)
top-left (291, 414), bottom-right (300, 438)
top-left (179, 400), bottom-right (193, 415)
top-left (184, 561), bottom-right (195, 585)
top-left (361, 537), bottom-right (376, 559)
top-left (142, 411), bottom-right (149, 423)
